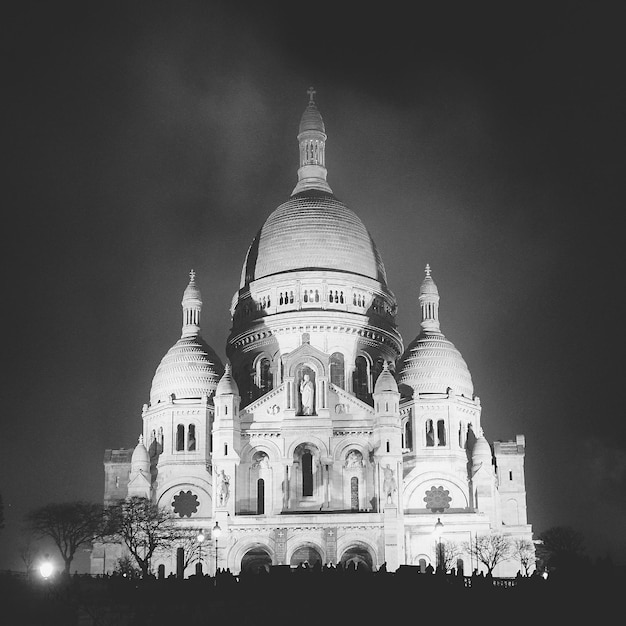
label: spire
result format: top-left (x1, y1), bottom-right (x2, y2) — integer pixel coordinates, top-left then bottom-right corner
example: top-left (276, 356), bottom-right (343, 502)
top-left (419, 264), bottom-right (440, 333)
top-left (292, 87), bottom-right (333, 195)
top-left (181, 269), bottom-right (202, 337)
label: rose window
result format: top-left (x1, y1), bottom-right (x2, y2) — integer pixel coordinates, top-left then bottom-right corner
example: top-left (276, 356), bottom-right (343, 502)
top-left (172, 490), bottom-right (200, 518)
top-left (423, 485), bottom-right (451, 513)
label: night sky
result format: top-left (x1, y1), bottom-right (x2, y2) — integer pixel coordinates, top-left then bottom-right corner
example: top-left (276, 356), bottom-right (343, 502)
top-left (3, 1), bottom-right (625, 571)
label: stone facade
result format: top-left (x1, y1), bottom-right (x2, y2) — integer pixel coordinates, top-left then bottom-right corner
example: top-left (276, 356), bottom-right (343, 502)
top-left (94, 91), bottom-right (533, 578)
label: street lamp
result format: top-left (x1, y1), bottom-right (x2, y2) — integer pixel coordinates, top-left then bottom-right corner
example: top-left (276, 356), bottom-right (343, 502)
top-left (213, 521), bottom-right (222, 578)
top-left (39, 557), bottom-right (53, 581)
top-left (197, 531), bottom-right (205, 575)
top-left (433, 517), bottom-right (444, 572)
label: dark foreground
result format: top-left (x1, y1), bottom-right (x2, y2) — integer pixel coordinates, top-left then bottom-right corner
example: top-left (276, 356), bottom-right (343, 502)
top-left (3, 565), bottom-right (623, 626)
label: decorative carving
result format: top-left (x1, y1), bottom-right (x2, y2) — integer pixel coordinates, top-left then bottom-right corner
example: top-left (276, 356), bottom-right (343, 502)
top-left (345, 450), bottom-right (364, 468)
top-left (252, 452), bottom-right (270, 469)
top-left (423, 485), bottom-right (451, 513)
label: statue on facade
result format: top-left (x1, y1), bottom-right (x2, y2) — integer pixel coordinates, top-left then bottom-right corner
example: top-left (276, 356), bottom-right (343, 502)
top-left (216, 468), bottom-right (230, 506)
top-left (300, 373), bottom-right (314, 415)
top-left (383, 464), bottom-right (397, 504)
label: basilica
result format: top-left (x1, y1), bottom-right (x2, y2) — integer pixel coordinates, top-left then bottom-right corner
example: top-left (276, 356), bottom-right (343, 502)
top-left (92, 91), bottom-right (533, 578)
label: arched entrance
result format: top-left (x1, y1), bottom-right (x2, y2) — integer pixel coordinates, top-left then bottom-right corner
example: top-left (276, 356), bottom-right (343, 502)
top-left (240, 547), bottom-right (272, 574)
top-left (340, 546), bottom-right (373, 571)
top-left (290, 545), bottom-right (322, 568)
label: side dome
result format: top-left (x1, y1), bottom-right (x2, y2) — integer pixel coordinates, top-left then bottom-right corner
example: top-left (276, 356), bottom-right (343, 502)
top-left (216, 363), bottom-right (239, 396)
top-left (472, 434), bottom-right (492, 464)
top-left (149, 335), bottom-right (223, 405)
top-left (131, 435), bottom-right (150, 472)
top-left (397, 332), bottom-right (474, 398)
top-left (374, 362), bottom-right (399, 393)
top-left (149, 271), bottom-right (224, 405)
top-left (241, 191), bottom-right (388, 287)
top-left (397, 265), bottom-right (474, 399)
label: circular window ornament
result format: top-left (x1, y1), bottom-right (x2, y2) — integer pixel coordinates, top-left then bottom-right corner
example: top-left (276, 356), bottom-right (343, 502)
top-left (424, 485), bottom-right (451, 513)
top-left (172, 490), bottom-right (200, 518)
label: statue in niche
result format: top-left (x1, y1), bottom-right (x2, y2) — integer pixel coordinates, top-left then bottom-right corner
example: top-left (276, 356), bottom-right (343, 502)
top-left (300, 373), bottom-right (315, 415)
top-left (216, 468), bottom-right (230, 507)
top-left (252, 452), bottom-right (270, 469)
top-left (345, 450), bottom-right (364, 468)
top-left (382, 464), bottom-right (397, 505)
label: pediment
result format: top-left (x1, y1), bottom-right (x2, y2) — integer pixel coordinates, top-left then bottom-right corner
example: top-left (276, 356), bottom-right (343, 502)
top-left (283, 339), bottom-right (329, 377)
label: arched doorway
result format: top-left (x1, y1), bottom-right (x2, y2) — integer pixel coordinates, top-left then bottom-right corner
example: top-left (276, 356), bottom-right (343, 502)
top-left (340, 546), bottom-right (373, 571)
top-left (240, 547), bottom-right (272, 574)
top-left (290, 545), bottom-right (322, 568)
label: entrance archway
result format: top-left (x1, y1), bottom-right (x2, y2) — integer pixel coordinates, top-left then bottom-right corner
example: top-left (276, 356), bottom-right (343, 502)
top-left (290, 545), bottom-right (322, 568)
top-left (340, 546), bottom-right (373, 571)
top-left (240, 547), bottom-right (272, 574)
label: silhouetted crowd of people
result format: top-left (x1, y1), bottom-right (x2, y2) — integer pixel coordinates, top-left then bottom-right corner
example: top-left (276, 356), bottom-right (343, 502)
top-left (2, 558), bottom-right (624, 625)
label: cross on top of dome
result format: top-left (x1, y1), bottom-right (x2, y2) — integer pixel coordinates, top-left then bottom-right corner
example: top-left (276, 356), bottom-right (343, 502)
top-left (307, 86), bottom-right (316, 104)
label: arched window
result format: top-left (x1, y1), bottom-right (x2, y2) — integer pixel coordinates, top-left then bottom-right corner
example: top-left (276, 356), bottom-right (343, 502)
top-left (187, 424), bottom-right (196, 451)
top-left (330, 352), bottom-right (345, 389)
top-left (404, 419), bottom-right (413, 451)
top-left (259, 358), bottom-right (272, 394)
top-left (302, 451), bottom-right (313, 497)
top-left (437, 419), bottom-right (446, 446)
top-left (176, 424), bottom-right (185, 451)
top-left (257, 479), bottom-right (265, 515)
top-left (350, 476), bottom-right (359, 511)
top-left (426, 420), bottom-right (434, 447)
top-left (353, 356), bottom-right (369, 402)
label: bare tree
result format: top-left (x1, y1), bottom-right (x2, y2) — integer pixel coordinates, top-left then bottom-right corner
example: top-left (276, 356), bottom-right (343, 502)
top-left (441, 540), bottom-right (464, 574)
top-left (464, 532), bottom-right (512, 575)
top-left (18, 531), bottom-right (37, 579)
top-left (105, 497), bottom-right (178, 578)
top-left (512, 538), bottom-right (535, 576)
top-left (172, 527), bottom-right (205, 575)
top-left (25, 501), bottom-right (105, 574)
top-left (538, 526), bottom-right (586, 573)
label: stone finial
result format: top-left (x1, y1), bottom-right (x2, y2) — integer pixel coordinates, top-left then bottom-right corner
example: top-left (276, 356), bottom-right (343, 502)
top-left (425, 263), bottom-right (431, 278)
top-left (307, 86), bottom-right (316, 103)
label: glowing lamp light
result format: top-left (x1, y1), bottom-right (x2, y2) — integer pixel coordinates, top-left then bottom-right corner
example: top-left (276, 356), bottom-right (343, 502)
top-left (212, 522), bottom-right (222, 539)
top-left (197, 531), bottom-right (205, 544)
top-left (40, 560), bottom-right (54, 580)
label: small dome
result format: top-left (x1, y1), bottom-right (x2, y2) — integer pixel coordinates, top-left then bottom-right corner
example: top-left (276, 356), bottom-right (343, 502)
top-left (420, 265), bottom-right (439, 297)
top-left (131, 436), bottom-right (150, 472)
top-left (472, 436), bottom-right (492, 463)
top-left (216, 363), bottom-right (239, 396)
top-left (397, 331), bottom-right (474, 398)
top-left (299, 89), bottom-right (325, 134)
top-left (150, 336), bottom-right (223, 405)
top-left (374, 363), bottom-right (398, 393)
top-left (182, 270), bottom-right (202, 303)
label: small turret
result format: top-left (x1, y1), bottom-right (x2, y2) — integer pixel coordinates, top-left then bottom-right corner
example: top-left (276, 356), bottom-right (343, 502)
top-left (419, 264), bottom-right (440, 333)
top-left (181, 269), bottom-right (202, 338)
top-left (292, 87), bottom-right (333, 195)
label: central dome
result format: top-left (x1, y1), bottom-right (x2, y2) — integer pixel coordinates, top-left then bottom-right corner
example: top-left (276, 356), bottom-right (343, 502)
top-left (240, 190), bottom-right (387, 287)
